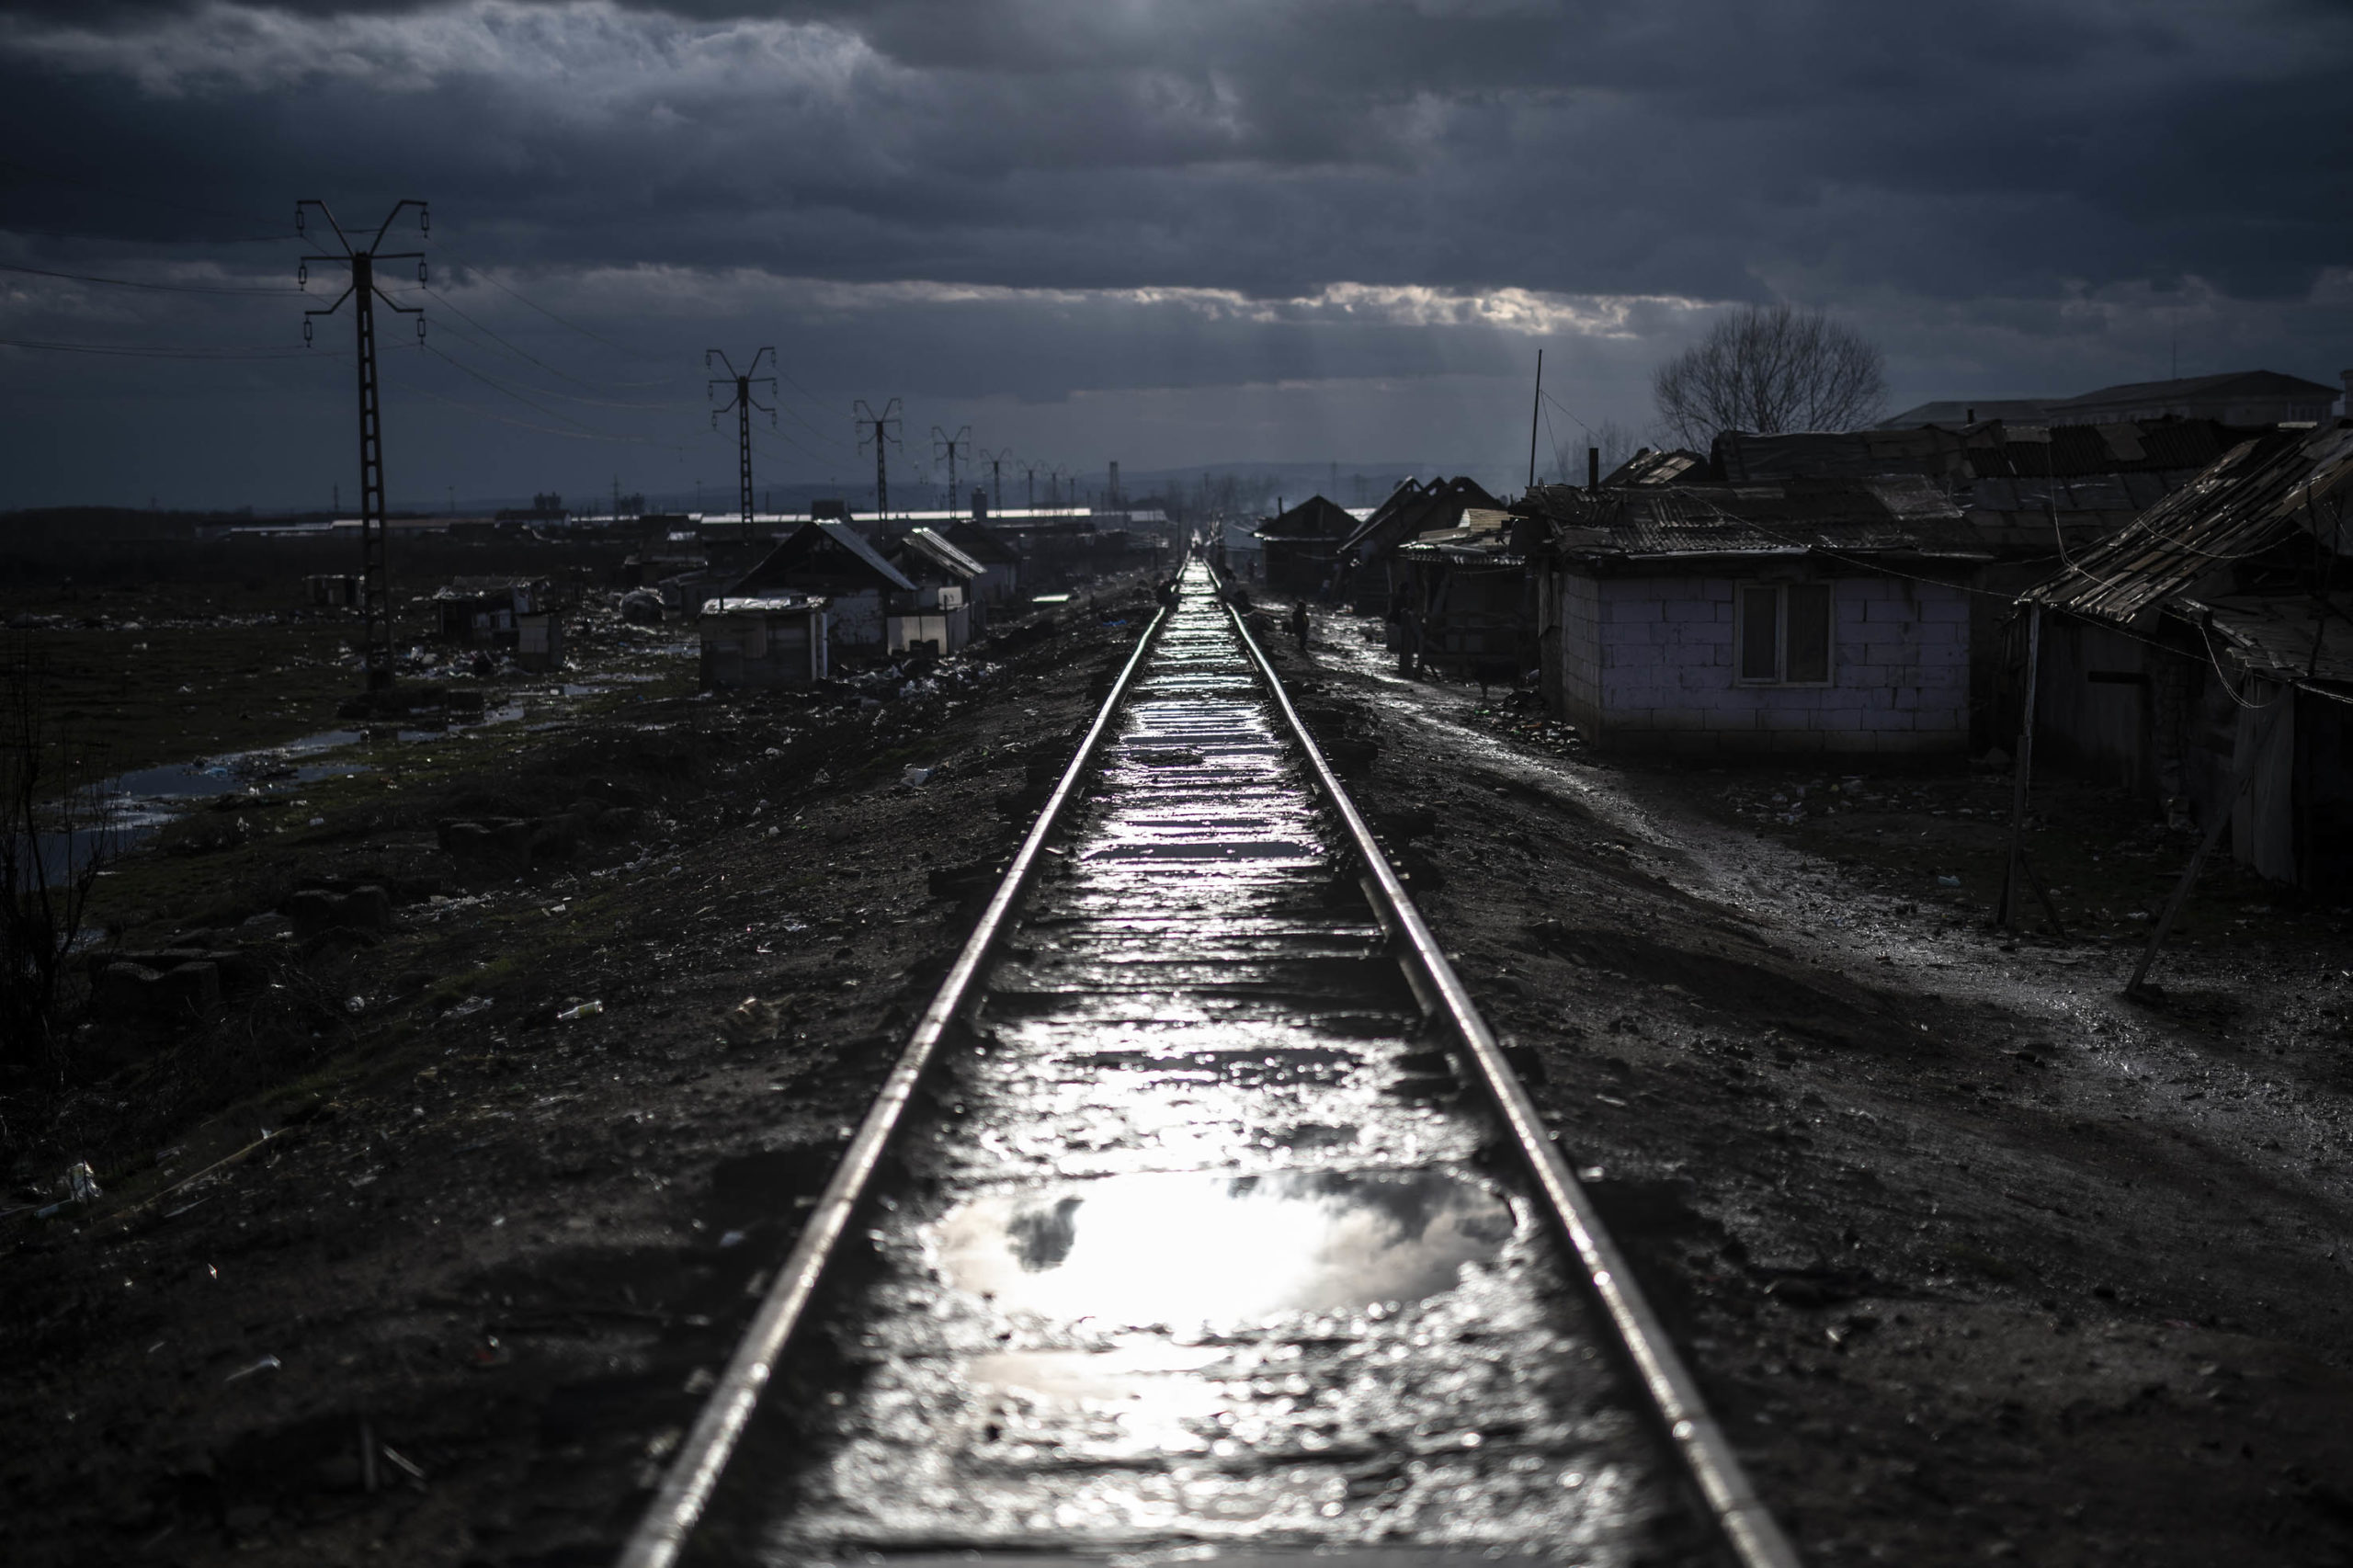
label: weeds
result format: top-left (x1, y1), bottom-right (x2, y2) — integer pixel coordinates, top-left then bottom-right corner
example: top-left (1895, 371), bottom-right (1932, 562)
top-left (2, 634), bottom-right (116, 1069)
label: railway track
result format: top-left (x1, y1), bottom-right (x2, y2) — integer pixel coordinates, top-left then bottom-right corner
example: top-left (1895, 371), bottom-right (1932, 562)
top-left (620, 560), bottom-right (1797, 1568)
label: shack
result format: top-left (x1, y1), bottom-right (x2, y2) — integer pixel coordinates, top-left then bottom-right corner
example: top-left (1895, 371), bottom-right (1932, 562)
top-left (303, 574), bottom-right (359, 609)
top-left (1519, 477), bottom-right (1985, 755)
top-left (2016, 419), bottom-right (2353, 888)
top-left (430, 576), bottom-right (556, 645)
top-left (1711, 419), bottom-right (2268, 747)
top-left (730, 520), bottom-right (915, 661)
top-left (698, 596), bottom-right (829, 689)
top-left (1334, 476), bottom-right (1499, 612)
top-left (883, 528), bottom-right (985, 653)
top-left (944, 517), bottom-right (1024, 610)
top-left (427, 575), bottom-right (564, 668)
top-left (1254, 495), bottom-right (1358, 597)
top-left (1389, 509), bottom-right (1534, 677)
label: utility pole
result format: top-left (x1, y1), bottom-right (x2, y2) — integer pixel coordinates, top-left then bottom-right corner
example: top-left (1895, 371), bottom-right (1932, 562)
top-left (1020, 461), bottom-right (1042, 511)
top-left (299, 196), bottom-right (427, 692)
top-left (977, 447), bottom-right (1013, 514)
top-left (707, 347), bottom-right (776, 527)
top-left (931, 425), bottom-right (972, 517)
top-left (855, 398), bottom-right (903, 517)
top-left (1528, 347), bottom-right (1543, 492)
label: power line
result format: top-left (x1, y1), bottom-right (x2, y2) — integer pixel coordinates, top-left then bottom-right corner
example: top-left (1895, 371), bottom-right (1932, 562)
top-left (421, 314), bottom-right (682, 410)
top-left (0, 334), bottom-right (327, 359)
top-left (420, 284), bottom-right (608, 389)
top-left (435, 254), bottom-right (656, 362)
top-left (423, 342), bottom-right (617, 438)
top-left (0, 261), bottom-right (292, 295)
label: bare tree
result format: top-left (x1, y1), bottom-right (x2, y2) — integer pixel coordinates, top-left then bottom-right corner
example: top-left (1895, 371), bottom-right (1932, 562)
top-left (1652, 303), bottom-right (1887, 449)
top-left (1549, 418), bottom-right (1642, 484)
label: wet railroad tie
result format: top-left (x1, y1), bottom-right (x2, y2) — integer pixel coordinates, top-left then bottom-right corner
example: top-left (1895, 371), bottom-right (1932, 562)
top-left (640, 562), bottom-right (1789, 1568)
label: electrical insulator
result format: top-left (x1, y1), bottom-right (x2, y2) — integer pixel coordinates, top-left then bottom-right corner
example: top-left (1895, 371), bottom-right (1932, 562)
top-left (418, 206), bottom-right (429, 236)
top-left (298, 260), bottom-right (307, 289)
top-left (416, 316), bottom-right (426, 342)
top-left (302, 318), bottom-right (313, 346)
top-left (417, 257), bottom-right (427, 284)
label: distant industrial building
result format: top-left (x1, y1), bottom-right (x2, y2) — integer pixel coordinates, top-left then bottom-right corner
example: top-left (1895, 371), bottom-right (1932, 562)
top-left (1879, 369), bottom-right (2345, 430)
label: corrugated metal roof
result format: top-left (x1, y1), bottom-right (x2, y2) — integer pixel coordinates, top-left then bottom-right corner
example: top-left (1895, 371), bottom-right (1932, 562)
top-left (1336, 476), bottom-right (1498, 559)
top-left (1255, 494), bottom-right (1358, 542)
top-left (702, 594), bottom-right (826, 616)
top-left (1599, 449), bottom-right (1709, 486)
top-left (944, 517), bottom-right (1022, 563)
top-left (1523, 475), bottom-right (1980, 562)
top-left (737, 519), bottom-right (916, 594)
top-left (2177, 594), bottom-right (2353, 689)
top-left (2019, 422), bottom-right (2353, 623)
top-left (896, 527), bottom-right (987, 580)
top-left (1715, 418), bottom-right (2252, 484)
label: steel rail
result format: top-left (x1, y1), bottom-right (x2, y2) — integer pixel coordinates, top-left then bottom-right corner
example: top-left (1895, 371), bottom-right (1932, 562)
top-left (615, 593), bottom-right (1177, 1568)
top-left (1219, 590), bottom-right (1803, 1568)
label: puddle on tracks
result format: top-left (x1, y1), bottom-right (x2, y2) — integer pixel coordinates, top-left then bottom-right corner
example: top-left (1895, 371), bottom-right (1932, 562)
top-left (723, 573), bottom-right (1679, 1566)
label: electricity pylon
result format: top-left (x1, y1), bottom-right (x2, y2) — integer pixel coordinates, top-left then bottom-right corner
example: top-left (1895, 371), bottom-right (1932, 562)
top-left (707, 347), bottom-right (777, 526)
top-left (931, 425), bottom-right (972, 515)
top-left (299, 197), bottom-right (427, 691)
top-left (855, 399), bottom-right (903, 517)
top-left (977, 447), bottom-right (1014, 513)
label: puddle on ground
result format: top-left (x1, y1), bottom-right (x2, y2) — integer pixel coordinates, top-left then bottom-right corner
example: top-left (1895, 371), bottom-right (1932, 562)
top-left (936, 1169), bottom-right (1515, 1330)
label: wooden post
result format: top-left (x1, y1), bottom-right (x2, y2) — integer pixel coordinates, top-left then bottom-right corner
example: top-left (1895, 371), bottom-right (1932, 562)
top-left (1528, 348), bottom-right (1543, 492)
top-left (1996, 604), bottom-right (2054, 932)
top-left (2128, 687), bottom-right (2288, 995)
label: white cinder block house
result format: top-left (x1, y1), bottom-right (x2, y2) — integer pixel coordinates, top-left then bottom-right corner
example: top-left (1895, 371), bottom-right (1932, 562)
top-left (1521, 477), bottom-right (1989, 755)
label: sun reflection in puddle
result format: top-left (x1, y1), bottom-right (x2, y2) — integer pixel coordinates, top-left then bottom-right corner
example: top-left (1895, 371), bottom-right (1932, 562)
top-left (935, 1169), bottom-right (1514, 1330)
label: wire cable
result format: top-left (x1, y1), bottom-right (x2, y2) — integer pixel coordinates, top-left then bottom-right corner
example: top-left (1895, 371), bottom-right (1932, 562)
top-left (420, 340), bottom-right (620, 438)
top-left (0, 261), bottom-right (291, 296)
top-left (0, 334), bottom-right (328, 359)
top-left (421, 311), bottom-right (688, 412)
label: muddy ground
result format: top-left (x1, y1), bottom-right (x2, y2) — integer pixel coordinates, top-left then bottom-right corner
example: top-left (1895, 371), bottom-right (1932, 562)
top-left (0, 578), bottom-right (1160, 1567)
top-left (1270, 605), bottom-right (2353, 1567)
top-left (6, 578), bottom-right (2352, 1567)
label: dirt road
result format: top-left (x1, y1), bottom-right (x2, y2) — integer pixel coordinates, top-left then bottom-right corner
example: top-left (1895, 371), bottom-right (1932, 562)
top-left (1276, 607), bottom-right (2353, 1567)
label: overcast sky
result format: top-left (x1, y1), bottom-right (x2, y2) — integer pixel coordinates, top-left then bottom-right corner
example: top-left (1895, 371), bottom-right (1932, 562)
top-left (2, 0), bottom-right (2348, 511)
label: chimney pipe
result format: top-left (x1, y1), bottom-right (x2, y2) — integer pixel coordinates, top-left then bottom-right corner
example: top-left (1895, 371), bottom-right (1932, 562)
top-left (1587, 447), bottom-right (1599, 493)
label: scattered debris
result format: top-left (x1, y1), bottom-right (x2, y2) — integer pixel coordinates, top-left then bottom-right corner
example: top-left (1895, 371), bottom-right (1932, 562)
top-left (223, 1354), bottom-right (281, 1382)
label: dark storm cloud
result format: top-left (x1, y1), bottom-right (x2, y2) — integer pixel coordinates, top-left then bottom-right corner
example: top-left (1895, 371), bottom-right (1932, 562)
top-left (5, 0), bottom-right (2347, 301)
top-left (1, 0), bottom-right (2347, 507)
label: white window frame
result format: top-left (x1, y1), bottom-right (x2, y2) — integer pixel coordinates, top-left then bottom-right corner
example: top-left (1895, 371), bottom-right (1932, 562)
top-left (1733, 581), bottom-right (1836, 687)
